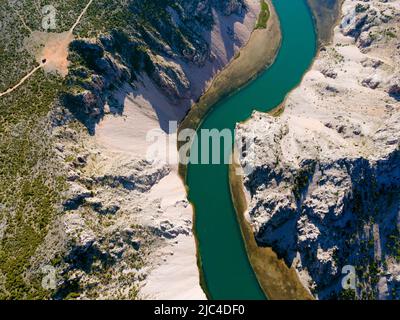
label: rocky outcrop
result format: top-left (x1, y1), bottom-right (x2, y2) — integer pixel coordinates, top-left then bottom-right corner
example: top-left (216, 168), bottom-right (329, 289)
top-left (62, 0), bottom-right (252, 133)
top-left (306, 0), bottom-right (343, 44)
top-left (236, 0), bottom-right (400, 299)
top-left (48, 0), bottom-right (260, 300)
top-left (389, 76), bottom-right (400, 99)
top-left (46, 122), bottom-right (194, 299)
top-left (340, 1), bottom-right (399, 50)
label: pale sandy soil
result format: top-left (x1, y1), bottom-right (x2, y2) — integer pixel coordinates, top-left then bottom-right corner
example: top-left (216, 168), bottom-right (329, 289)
top-left (140, 234), bottom-right (205, 300)
top-left (94, 0), bottom-right (263, 300)
top-left (279, 0), bottom-right (400, 163)
top-left (140, 174), bottom-right (204, 300)
top-left (95, 82), bottom-right (161, 156)
top-left (25, 31), bottom-right (73, 77)
top-left (94, 85), bottom-right (205, 299)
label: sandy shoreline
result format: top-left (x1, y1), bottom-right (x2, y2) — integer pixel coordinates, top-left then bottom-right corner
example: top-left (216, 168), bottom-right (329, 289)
top-left (225, 0), bottom-right (346, 300)
top-left (94, 84), bottom-right (207, 300)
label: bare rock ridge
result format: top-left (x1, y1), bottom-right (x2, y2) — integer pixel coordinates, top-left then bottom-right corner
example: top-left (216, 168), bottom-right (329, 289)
top-left (236, 0), bottom-right (400, 299)
top-left (61, 0), bottom-right (253, 133)
top-left (47, 0), bottom-right (260, 299)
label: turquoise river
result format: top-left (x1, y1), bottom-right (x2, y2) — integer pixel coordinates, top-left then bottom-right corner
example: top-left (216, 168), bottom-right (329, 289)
top-left (187, 0), bottom-right (317, 299)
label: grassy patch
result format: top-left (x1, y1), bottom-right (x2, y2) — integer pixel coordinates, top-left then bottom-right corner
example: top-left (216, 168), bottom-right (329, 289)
top-left (268, 104), bottom-right (285, 117)
top-left (255, 0), bottom-right (270, 29)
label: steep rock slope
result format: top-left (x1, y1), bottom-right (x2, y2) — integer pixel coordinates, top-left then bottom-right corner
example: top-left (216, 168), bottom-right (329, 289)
top-left (0, 0), bottom-right (259, 299)
top-left (236, 0), bottom-right (400, 299)
top-left (54, 0), bottom-right (260, 299)
top-left (63, 0), bottom-right (257, 132)
top-left (307, 0), bottom-right (343, 44)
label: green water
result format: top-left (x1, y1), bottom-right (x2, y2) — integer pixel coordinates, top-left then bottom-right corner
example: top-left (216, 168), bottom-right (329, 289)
top-left (186, 0), bottom-right (317, 299)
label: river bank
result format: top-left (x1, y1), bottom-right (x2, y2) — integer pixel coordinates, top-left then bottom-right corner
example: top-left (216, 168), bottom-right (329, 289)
top-left (265, 0), bottom-right (344, 117)
top-left (52, 1), bottom-right (265, 299)
top-left (186, 0), bottom-right (317, 299)
top-left (180, 0), bottom-right (281, 299)
top-left (229, 150), bottom-right (313, 299)
top-left (236, 0), bottom-right (400, 299)
top-left (227, 0), bottom-right (346, 300)
top-left (178, 0), bottom-right (281, 178)
top-left (307, 0), bottom-right (344, 45)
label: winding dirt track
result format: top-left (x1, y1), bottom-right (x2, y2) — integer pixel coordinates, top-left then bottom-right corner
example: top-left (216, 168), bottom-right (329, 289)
top-left (0, 63), bottom-right (44, 98)
top-left (0, 0), bottom-right (94, 98)
top-left (69, 0), bottom-right (94, 34)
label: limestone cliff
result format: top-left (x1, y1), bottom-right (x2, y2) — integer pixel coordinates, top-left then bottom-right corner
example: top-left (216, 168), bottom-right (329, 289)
top-left (236, 0), bottom-right (400, 299)
top-left (50, 0), bottom-right (260, 299)
top-left (62, 0), bottom-right (256, 133)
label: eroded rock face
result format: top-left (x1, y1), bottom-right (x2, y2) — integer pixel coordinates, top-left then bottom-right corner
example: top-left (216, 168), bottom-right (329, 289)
top-left (48, 126), bottom-right (196, 299)
top-left (45, 0), bottom-right (258, 300)
top-left (340, 1), bottom-right (399, 50)
top-left (220, 0), bottom-right (244, 15)
top-left (236, 0), bottom-right (400, 299)
top-left (63, 0), bottom-right (250, 133)
top-left (388, 76), bottom-right (400, 99)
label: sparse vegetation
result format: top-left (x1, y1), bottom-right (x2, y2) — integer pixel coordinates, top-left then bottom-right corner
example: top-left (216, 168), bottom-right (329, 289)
top-left (255, 0), bottom-right (270, 29)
